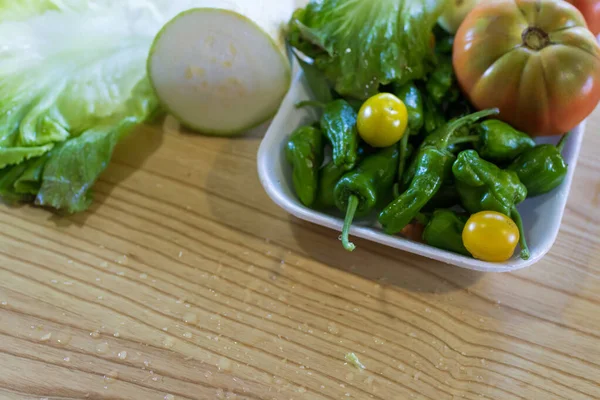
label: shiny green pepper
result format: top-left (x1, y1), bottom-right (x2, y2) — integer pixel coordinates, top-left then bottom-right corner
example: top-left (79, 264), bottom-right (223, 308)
top-left (423, 209), bottom-right (470, 256)
top-left (394, 83), bottom-right (424, 133)
top-left (335, 145), bottom-right (399, 251)
top-left (285, 126), bottom-right (324, 207)
top-left (426, 57), bottom-right (458, 105)
top-left (314, 161), bottom-right (347, 210)
top-left (379, 109), bottom-right (499, 235)
top-left (452, 150), bottom-right (530, 259)
top-left (508, 133), bottom-right (570, 197)
top-left (423, 96), bottom-right (446, 134)
top-left (320, 100), bottom-right (359, 170)
top-left (453, 150), bottom-right (527, 215)
top-left (474, 120), bottom-right (536, 164)
top-left (393, 82), bottom-right (424, 190)
top-left (315, 147), bottom-right (370, 210)
top-left (297, 99), bottom-right (359, 170)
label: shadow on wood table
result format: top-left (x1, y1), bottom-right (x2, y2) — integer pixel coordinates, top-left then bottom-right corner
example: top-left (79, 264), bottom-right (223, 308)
top-left (48, 122), bottom-right (165, 227)
top-left (289, 217), bottom-right (484, 294)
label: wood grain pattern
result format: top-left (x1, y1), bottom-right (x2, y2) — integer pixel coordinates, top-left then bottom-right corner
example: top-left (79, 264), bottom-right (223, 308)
top-left (0, 107), bottom-right (599, 400)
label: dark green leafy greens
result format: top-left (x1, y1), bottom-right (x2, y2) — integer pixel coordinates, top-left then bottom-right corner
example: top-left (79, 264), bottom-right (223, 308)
top-left (288, 0), bottom-right (448, 100)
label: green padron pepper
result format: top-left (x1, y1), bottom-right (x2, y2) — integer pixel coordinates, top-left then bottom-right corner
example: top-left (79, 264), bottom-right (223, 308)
top-left (334, 145), bottom-right (399, 251)
top-left (319, 100), bottom-right (359, 170)
top-left (508, 132), bottom-right (570, 197)
top-left (426, 57), bottom-right (459, 105)
top-left (314, 161), bottom-right (347, 210)
top-left (285, 126), bottom-right (324, 207)
top-left (316, 147), bottom-right (371, 209)
top-left (394, 83), bottom-right (424, 133)
top-left (470, 120), bottom-right (536, 164)
top-left (393, 82), bottom-right (424, 189)
top-left (453, 150), bottom-right (530, 260)
top-left (423, 96), bottom-right (446, 134)
top-left (379, 109), bottom-right (499, 235)
top-left (423, 209), bottom-right (470, 256)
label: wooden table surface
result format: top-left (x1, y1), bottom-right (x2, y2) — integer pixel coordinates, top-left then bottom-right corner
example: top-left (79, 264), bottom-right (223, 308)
top-left (1, 107), bottom-right (599, 400)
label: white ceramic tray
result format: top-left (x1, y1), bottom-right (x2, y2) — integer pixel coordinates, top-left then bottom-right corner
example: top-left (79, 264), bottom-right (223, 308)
top-left (257, 73), bottom-right (585, 272)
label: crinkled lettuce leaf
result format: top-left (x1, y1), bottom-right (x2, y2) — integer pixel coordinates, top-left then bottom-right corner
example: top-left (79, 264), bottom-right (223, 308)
top-left (0, 0), bottom-right (197, 212)
top-left (289, 0), bottom-right (447, 99)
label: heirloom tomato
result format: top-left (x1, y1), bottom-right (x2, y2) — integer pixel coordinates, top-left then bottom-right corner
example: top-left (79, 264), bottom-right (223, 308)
top-left (453, 0), bottom-right (600, 136)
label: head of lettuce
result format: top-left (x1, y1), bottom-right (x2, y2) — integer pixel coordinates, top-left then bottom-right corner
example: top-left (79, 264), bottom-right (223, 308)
top-left (288, 0), bottom-right (447, 100)
top-left (0, 0), bottom-right (203, 213)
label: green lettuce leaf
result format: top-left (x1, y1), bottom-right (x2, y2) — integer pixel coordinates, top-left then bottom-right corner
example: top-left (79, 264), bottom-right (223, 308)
top-left (36, 120), bottom-right (137, 213)
top-left (0, 0), bottom-right (196, 212)
top-left (289, 0), bottom-right (447, 99)
top-left (35, 79), bottom-right (158, 213)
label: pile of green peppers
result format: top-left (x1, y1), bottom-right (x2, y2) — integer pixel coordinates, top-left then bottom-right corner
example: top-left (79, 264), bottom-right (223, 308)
top-left (283, 29), bottom-right (572, 262)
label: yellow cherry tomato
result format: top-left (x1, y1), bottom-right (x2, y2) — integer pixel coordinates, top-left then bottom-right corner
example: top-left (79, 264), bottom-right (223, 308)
top-left (462, 211), bottom-right (520, 263)
top-left (357, 93), bottom-right (408, 148)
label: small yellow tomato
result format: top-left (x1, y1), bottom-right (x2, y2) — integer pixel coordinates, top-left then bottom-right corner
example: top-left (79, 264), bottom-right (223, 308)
top-left (357, 93), bottom-right (408, 147)
top-left (462, 211), bottom-right (520, 262)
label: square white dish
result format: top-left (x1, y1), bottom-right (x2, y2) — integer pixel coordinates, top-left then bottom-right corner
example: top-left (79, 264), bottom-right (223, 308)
top-left (257, 73), bottom-right (586, 272)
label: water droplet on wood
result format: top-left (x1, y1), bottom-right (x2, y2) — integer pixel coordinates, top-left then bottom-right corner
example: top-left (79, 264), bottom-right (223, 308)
top-left (183, 312), bottom-right (198, 324)
top-left (104, 370), bottom-right (118, 384)
top-left (96, 342), bottom-right (109, 353)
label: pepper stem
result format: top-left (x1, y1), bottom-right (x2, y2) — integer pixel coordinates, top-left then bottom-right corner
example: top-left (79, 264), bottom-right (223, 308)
top-left (448, 135), bottom-right (480, 146)
top-left (439, 109), bottom-right (499, 149)
top-left (556, 131), bottom-right (572, 153)
top-left (341, 195), bottom-right (359, 252)
top-left (511, 207), bottom-right (530, 260)
top-left (296, 100), bottom-right (327, 109)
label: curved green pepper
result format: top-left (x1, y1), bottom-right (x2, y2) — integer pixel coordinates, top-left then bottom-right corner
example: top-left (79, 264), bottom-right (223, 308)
top-left (423, 96), bottom-right (446, 134)
top-left (394, 83), bottom-right (424, 133)
top-left (314, 161), bottom-right (347, 210)
top-left (473, 120), bottom-right (536, 164)
top-left (508, 133), bottom-right (570, 197)
top-left (393, 82), bottom-right (424, 190)
top-left (379, 109), bottom-right (499, 235)
top-left (285, 126), bottom-right (324, 207)
top-left (320, 100), bottom-right (359, 170)
top-left (316, 147), bottom-right (370, 210)
top-left (297, 99), bottom-right (359, 170)
top-left (426, 57), bottom-right (458, 105)
top-left (423, 209), bottom-right (470, 256)
top-left (334, 145), bottom-right (399, 251)
top-left (452, 150), bottom-right (530, 260)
